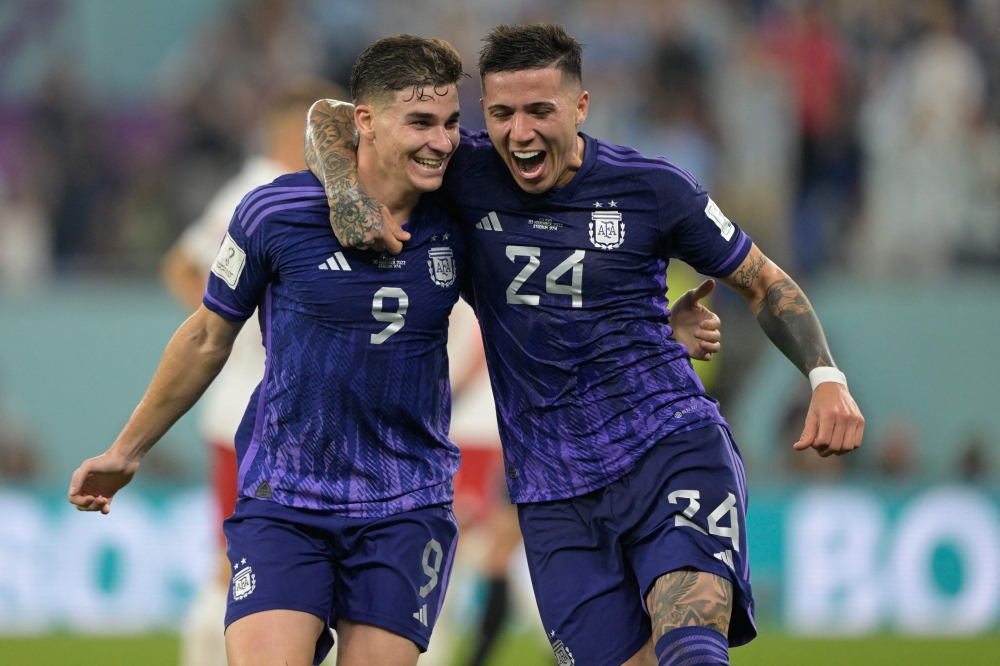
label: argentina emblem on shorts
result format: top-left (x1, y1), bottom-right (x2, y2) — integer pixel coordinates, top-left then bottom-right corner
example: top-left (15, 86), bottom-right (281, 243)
top-left (232, 562), bottom-right (256, 601)
top-left (427, 247), bottom-right (456, 287)
top-left (589, 210), bottom-right (624, 249)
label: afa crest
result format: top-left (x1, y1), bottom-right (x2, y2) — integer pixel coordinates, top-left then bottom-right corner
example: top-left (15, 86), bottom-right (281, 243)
top-left (589, 211), bottom-right (624, 249)
top-left (232, 565), bottom-right (256, 601)
top-left (427, 247), bottom-right (456, 287)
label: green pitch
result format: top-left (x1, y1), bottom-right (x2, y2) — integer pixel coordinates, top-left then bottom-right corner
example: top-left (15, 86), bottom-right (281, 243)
top-left (1, 633), bottom-right (999, 665)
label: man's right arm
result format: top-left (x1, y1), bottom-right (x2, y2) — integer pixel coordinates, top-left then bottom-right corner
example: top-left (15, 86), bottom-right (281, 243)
top-left (68, 307), bottom-right (241, 513)
top-left (305, 99), bottom-right (409, 253)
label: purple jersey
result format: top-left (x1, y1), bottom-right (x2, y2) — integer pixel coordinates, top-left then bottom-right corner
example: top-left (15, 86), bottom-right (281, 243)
top-left (443, 130), bottom-right (751, 503)
top-left (203, 171), bottom-right (463, 517)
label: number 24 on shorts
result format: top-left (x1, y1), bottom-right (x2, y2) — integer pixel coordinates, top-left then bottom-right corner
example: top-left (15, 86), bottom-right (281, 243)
top-left (668, 490), bottom-right (740, 552)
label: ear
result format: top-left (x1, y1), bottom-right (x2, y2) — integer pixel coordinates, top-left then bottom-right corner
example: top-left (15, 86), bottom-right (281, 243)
top-left (575, 90), bottom-right (589, 127)
top-left (355, 104), bottom-right (377, 141)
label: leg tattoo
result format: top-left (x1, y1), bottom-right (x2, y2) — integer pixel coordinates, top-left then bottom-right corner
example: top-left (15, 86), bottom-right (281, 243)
top-left (645, 569), bottom-right (732, 643)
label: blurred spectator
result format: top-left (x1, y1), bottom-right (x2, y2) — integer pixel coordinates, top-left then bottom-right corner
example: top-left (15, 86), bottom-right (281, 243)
top-left (957, 431), bottom-right (993, 482)
top-left (764, 0), bottom-right (856, 274)
top-left (712, 31), bottom-right (796, 269)
top-left (855, 0), bottom-right (988, 276)
top-left (0, 395), bottom-right (40, 481)
top-left (875, 417), bottom-right (919, 479)
top-left (0, 173), bottom-right (51, 292)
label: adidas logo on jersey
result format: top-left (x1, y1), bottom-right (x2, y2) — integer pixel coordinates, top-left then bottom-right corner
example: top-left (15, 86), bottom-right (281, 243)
top-left (476, 211), bottom-right (503, 231)
top-left (713, 549), bottom-right (735, 571)
top-left (413, 603), bottom-right (428, 626)
top-left (318, 252), bottom-right (351, 271)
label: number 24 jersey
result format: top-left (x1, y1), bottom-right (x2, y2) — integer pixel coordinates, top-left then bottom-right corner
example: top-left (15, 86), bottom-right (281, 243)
top-left (443, 130), bottom-right (752, 504)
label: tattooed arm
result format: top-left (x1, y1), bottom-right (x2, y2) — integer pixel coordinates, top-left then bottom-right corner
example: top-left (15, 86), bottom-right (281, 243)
top-left (304, 99), bottom-right (410, 253)
top-left (722, 243), bottom-right (864, 456)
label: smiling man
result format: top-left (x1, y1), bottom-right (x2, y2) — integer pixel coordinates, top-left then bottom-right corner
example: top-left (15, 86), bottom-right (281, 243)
top-left (305, 23), bottom-right (864, 666)
top-left (69, 36), bottom-right (467, 666)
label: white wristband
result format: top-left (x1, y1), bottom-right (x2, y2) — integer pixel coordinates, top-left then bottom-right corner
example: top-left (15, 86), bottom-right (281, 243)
top-left (809, 367), bottom-right (847, 391)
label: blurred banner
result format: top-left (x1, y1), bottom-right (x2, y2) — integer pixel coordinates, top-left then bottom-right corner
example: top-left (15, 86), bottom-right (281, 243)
top-left (0, 489), bottom-right (213, 634)
top-left (0, 486), bottom-right (997, 636)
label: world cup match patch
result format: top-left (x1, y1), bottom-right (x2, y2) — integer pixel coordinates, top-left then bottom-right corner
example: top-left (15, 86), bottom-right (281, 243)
top-left (212, 233), bottom-right (247, 289)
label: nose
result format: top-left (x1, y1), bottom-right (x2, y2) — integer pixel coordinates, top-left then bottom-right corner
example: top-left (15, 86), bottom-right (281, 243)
top-left (427, 125), bottom-right (454, 155)
top-left (510, 112), bottom-right (534, 145)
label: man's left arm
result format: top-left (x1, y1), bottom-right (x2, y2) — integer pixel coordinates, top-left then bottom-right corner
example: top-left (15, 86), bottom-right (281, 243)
top-left (721, 243), bottom-right (864, 457)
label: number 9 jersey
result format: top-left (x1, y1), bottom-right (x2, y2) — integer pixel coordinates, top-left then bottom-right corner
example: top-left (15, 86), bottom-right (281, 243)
top-left (443, 130), bottom-right (752, 504)
top-left (203, 171), bottom-right (464, 517)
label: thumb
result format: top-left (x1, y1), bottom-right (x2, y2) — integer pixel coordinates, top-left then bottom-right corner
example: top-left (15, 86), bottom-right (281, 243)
top-left (690, 279), bottom-right (716, 303)
top-left (793, 412), bottom-right (818, 450)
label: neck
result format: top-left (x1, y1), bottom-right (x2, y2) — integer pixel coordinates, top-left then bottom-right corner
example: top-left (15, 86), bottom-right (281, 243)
top-left (357, 145), bottom-right (420, 223)
top-left (554, 134), bottom-right (586, 188)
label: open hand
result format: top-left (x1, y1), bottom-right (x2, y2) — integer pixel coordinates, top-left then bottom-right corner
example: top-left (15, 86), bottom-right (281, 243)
top-left (68, 450), bottom-right (140, 514)
top-left (671, 279), bottom-right (722, 361)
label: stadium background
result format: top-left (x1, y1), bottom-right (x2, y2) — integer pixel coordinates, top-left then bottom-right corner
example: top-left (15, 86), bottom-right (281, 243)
top-left (1, 0), bottom-right (999, 664)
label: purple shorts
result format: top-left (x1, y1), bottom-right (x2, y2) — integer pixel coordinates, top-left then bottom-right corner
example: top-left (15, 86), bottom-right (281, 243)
top-left (518, 424), bottom-right (756, 666)
top-left (223, 498), bottom-right (458, 665)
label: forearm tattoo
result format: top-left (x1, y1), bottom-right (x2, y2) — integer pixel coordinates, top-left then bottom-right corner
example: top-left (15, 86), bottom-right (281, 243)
top-left (756, 277), bottom-right (835, 374)
top-left (733, 253), bottom-right (766, 291)
top-left (304, 100), bottom-right (386, 246)
top-left (646, 569), bottom-right (732, 642)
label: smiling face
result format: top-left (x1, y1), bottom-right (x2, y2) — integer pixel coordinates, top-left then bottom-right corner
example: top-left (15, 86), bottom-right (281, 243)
top-left (481, 67), bottom-right (589, 194)
top-left (357, 84), bottom-right (461, 196)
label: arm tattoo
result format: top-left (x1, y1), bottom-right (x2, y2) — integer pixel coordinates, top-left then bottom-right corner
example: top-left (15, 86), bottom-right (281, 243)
top-left (756, 277), bottom-right (835, 374)
top-left (646, 569), bottom-right (732, 642)
top-left (304, 100), bottom-right (386, 247)
top-left (733, 254), bottom-right (766, 291)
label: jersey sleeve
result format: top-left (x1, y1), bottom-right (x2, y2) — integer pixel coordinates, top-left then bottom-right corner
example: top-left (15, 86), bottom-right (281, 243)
top-left (662, 187), bottom-right (752, 279)
top-left (202, 202), bottom-right (272, 322)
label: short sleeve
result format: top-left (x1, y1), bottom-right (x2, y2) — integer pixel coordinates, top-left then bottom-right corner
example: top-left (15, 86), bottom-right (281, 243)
top-left (202, 205), bottom-right (271, 322)
top-left (664, 189), bottom-right (752, 278)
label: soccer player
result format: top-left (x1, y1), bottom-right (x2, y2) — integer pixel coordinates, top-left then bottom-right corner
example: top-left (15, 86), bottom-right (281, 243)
top-left (161, 78), bottom-right (342, 666)
top-left (67, 34), bottom-right (721, 666)
top-left (304, 24), bottom-right (864, 666)
top-left (69, 35), bottom-right (467, 666)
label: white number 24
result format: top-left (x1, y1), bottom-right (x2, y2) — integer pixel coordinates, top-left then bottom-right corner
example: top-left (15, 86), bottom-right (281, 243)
top-left (506, 246), bottom-right (585, 308)
top-left (667, 489), bottom-right (740, 552)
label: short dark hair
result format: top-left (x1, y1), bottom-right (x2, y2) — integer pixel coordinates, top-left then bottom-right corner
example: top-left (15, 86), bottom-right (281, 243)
top-left (478, 24), bottom-right (583, 86)
top-left (350, 35), bottom-right (465, 107)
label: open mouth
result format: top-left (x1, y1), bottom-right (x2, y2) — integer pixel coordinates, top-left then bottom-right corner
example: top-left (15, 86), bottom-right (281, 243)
top-left (513, 150), bottom-right (546, 178)
top-left (414, 156), bottom-right (445, 171)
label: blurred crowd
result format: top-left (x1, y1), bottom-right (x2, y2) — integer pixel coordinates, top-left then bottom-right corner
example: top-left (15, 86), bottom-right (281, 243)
top-left (1, 0), bottom-right (999, 286)
top-left (0, 0), bottom-right (997, 483)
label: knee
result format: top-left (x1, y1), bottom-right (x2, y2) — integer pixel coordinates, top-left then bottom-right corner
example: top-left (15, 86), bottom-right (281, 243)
top-left (645, 569), bottom-right (733, 640)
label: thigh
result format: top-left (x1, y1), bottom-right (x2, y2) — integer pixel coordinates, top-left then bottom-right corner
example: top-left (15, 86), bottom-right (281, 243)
top-left (644, 568), bottom-right (733, 643)
top-left (223, 499), bottom-right (337, 664)
top-left (335, 504), bottom-right (459, 652)
top-left (335, 618), bottom-right (420, 666)
top-left (622, 425), bottom-right (756, 647)
top-left (518, 495), bottom-right (652, 666)
top-left (226, 609), bottom-right (324, 666)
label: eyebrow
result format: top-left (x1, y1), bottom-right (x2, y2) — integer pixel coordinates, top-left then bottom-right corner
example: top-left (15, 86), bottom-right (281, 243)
top-left (487, 101), bottom-right (557, 113)
top-left (404, 111), bottom-right (461, 123)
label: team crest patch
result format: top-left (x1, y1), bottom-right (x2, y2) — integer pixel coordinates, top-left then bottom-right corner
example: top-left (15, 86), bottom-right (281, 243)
top-left (551, 639), bottom-right (575, 666)
top-left (427, 247), bottom-right (456, 287)
top-left (589, 211), bottom-right (624, 249)
top-left (232, 560), bottom-right (256, 601)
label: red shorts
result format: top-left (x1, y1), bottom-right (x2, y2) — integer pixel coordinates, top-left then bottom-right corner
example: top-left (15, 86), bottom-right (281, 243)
top-left (452, 446), bottom-right (505, 524)
top-left (210, 441), bottom-right (238, 545)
